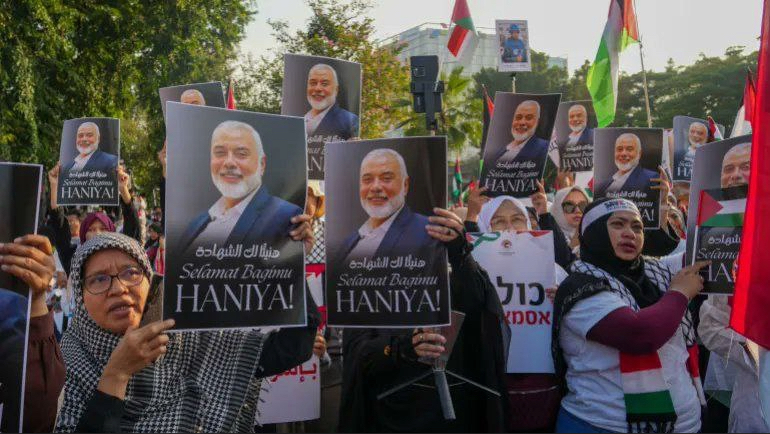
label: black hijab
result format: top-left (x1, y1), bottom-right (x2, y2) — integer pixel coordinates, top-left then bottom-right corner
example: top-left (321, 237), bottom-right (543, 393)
top-left (578, 198), bottom-right (662, 308)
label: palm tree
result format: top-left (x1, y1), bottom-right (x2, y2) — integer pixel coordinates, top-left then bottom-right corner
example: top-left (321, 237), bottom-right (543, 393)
top-left (396, 67), bottom-right (482, 156)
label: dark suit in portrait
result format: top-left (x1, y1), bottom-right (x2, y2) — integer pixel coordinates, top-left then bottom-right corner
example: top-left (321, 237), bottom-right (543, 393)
top-left (490, 135), bottom-right (549, 174)
top-left (570, 127), bottom-right (593, 145)
top-left (62, 150), bottom-right (118, 175)
top-left (178, 187), bottom-right (302, 253)
top-left (594, 165), bottom-right (658, 198)
top-left (312, 104), bottom-right (359, 140)
top-left (336, 206), bottom-right (443, 266)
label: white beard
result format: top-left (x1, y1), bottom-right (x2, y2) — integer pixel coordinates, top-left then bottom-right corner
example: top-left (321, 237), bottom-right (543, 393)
top-left (212, 169), bottom-right (262, 200)
top-left (688, 138), bottom-right (705, 149)
top-left (77, 143), bottom-right (97, 156)
top-left (511, 129), bottom-right (534, 143)
top-left (307, 93), bottom-right (337, 112)
top-left (569, 123), bottom-right (586, 133)
top-left (361, 190), bottom-right (406, 220)
top-left (615, 156), bottom-right (640, 173)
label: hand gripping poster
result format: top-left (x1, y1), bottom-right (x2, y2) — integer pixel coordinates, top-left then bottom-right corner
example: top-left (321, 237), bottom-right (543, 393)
top-left (282, 54), bottom-right (362, 180)
top-left (163, 102), bottom-right (307, 330)
top-left (593, 128), bottom-right (664, 229)
top-left (686, 135), bottom-right (752, 294)
top-left (480, 92), bottom-right (561, 198)
top-left (56, 118), bottom-right (120, 207)
top-left (0, 162), bottom-right (43, 433)
top-left (468, 231), bottom-right (555, 373)
top-left (324, 137), bottom-right (449, 327)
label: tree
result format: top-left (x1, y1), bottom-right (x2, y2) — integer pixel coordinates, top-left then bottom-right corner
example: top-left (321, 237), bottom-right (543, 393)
top-left (237, 0), bottom-right (411, 139)
top-left (0, 1), bottom-right (256, 196)
top-left (473, 50), bottom-right (569, 98)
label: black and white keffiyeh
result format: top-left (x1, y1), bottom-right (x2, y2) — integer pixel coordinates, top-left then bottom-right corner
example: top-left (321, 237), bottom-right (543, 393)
top-left (56, 232), bottom-right (267, 433)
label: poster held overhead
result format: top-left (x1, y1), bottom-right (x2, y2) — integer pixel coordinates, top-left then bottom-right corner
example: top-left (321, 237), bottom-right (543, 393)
top-left (324, 137), bottom-right (449, 327)
top-left (495, 20), bottom-right (532, 73)
top-left (686, 135), bottom-right (752, 294)
top-left (0, 162), bottom-right (43, 433)
top-left (592, 128), bottom-right (664, 229)
top-left (553, 100), bottom-right (597, 173)
top-left (163, 102), bottom-right (307, 330)
top-left (282, 54), bottom-right (362, 180)
top-left (480, 92), bottom-right (561, 198)
top-left (469, 231), bottom-right (556, 373)
top-left (671, 116), bottom-right (723, 182)
top-left (57, 118), bottom-right (120, 207)
top-left (158, 81), bottom-right (226, 120)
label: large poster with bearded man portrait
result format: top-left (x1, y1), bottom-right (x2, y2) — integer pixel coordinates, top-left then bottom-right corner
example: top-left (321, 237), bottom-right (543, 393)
top-left (593, 128), bottom-right (664, 229)
top-left (57, 117), bottom-right (120, 206)
top-left (686, 135), bottom-right (752, 294)
top-left (163, 102), bottom-right (307, 330)
top-left (281, 53), bottom-right (362, 180)
top-left (324, 137), bottom-right (449, 327)
top-left (554, 100), bottom-right (597, 173)
top-left (158, 81), bottom-right (226, 121)
top-left (671, 116), bottom-right (724, 182)
top-left (480, 92), bottom-right (561, 198)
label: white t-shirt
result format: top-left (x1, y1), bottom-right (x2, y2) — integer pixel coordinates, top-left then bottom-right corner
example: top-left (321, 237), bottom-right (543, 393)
top-left (559, 291), bottom-right (701, 433)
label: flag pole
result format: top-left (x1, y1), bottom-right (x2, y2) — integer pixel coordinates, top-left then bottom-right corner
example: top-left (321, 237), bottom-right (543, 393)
top-left (633, 0), bottom-right (653, 127)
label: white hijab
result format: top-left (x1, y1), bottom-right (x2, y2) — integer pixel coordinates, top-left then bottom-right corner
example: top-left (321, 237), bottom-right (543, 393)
top-left (478, 195), bottom-right (532, 232)
top-left (551, 186), bottom-right (591, 242)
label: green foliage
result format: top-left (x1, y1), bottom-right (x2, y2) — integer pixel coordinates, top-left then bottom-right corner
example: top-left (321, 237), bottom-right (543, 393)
top-left (398, 67), bottom-right (482, 154)
top-left (0, 1), bottom-right (255, 198)
top-left (473, 50), bottom-right (570, 98)
top-left (237, 0), bottom-right (411, 139)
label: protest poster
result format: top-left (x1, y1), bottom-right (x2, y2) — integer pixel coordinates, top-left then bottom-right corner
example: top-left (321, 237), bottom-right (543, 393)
top-left (255, 283), bottom-right (323, 424)
top-left (692, 186), bottom-right (746, 294)
top-left (553, 100), bottom-right (597, 173)
top-left (686, 135), bottom-right (752, 294)
top-left (468, 231), bottom-right (555, 373)
top-left (325, 137), bottom-right (449, 327)
top-left (0, 162), bottom-right (43, 433)
top-left (480, 92), bottom-right (561, 198)
top-left (56, 118), bottom-right (120, 207)
top-left (282, 53), bottom-right (362, 180)
top-left (159, 81), bottom-right (226, 120)
top-left (163, 102), bottom-right (307, 330)
top-left (671, 116), bottom-right (724, 182)
top-left (495, 20), bottom-right (532, 73)
top-left (593, 128), bottom-right (664, 229)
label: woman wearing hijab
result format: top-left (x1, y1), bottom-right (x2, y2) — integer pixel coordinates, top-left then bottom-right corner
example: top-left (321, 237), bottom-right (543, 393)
top-left (467, 187), bottom-right (576, 269)
top-left (552, 198), bottom-right (709, 433)
top-left (550, 186), bottom-right (591, 250)
top-left (463, 194), bottom-right (565, 432)
top-left (46, 163), bottom-right (141, 275)
top-left (54, 233), bottom-right (318, 432)
top-left (339, 209), bottom-right (509, 433)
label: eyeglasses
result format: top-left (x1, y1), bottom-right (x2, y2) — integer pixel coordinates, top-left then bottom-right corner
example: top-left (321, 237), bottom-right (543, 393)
top-left (562, 201), bottom-right (588, 214)
top-left (84, 266), bottom-right (145, 295)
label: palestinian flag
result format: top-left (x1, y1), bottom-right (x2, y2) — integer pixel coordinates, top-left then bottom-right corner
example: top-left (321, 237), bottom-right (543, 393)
top-left (707, 116), bottom-right (723, 141)
top-left (697, 186), bottom-right (747, 228)
top-left (619, 352), bottom-right (677, 430)
top-left (452, 156), bottom-right (463, 206)
top-left (731, 0), bottom-right (770, 349)
top-left (587, 0), bottom-right (640, 127)
top-left (447, 0), bottom-right (477, 59)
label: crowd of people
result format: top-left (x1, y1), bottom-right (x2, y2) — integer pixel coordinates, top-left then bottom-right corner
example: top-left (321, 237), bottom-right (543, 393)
top-left (3, 135), bottom-right (767, 434)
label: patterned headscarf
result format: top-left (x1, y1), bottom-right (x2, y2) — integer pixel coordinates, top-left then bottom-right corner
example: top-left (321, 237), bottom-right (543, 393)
top-left (56, 232), bottom-right (266, 433)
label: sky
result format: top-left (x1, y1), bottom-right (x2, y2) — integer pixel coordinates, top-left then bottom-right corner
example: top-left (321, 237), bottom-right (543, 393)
top-left (240, 0), bottom-right (762, 74)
